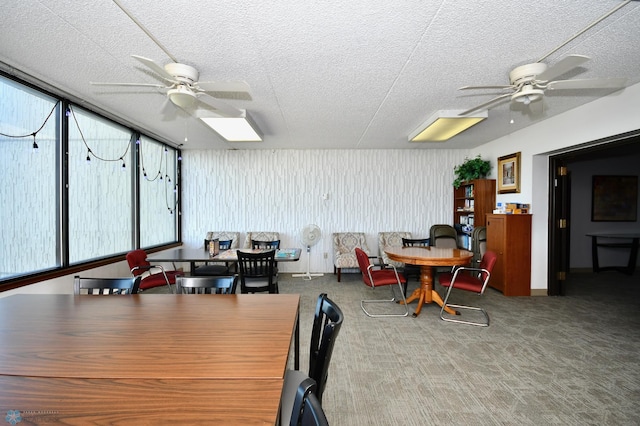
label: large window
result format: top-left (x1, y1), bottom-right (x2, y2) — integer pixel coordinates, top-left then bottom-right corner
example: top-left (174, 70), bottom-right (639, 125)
top-left (68, 107), bottom-right (134, 263)
top-left (0, 77), bottom-right (60, 279)
top-left (0, 73), bottom-right (180, 284)
top-left (139, 136), bottom-right (178, 247)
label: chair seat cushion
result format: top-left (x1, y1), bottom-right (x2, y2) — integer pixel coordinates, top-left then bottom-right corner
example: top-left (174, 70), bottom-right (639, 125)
top-left (364, 269), bottom-right (407, 287)
top-left (139, 271), bottom-right (181, 290)
top-left (334, 253), bottom-right (358, 268)
top-left (194, 264), bottom-right (230, 276)
top-left (439, 272), bottom-right (483, 292)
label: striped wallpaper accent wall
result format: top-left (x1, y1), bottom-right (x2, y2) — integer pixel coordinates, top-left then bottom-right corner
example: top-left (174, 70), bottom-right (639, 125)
top-left (182, 149), bottom-right (469, 273)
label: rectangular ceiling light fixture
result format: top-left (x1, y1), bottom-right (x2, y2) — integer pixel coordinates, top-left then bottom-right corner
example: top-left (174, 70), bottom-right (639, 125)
top-left (200, 110), bottom-right (262, 142)
top-left (409, 109), bottom-right (488, 142)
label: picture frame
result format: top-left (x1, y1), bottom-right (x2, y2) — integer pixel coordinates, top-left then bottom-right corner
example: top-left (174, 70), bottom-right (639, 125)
top-left (497, 152), bottom-right (521, 194)
top-left (591, 175), bottom-right (638, 222)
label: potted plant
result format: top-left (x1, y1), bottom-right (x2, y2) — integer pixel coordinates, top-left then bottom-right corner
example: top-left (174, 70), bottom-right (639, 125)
top-left (453, 155), bottom-right (491, 188)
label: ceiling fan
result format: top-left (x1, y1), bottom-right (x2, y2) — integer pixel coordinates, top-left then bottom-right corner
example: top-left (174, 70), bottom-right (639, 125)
top-left (458, 54), bottom-right (627, 115)
top-left (90, 54), bottom-right (252, 118)
top-left (457, 1), bottom-right (631, 116)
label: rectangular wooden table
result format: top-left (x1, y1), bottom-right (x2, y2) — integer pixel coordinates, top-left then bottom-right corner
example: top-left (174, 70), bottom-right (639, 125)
top-left (0, 294), bottom-right (300, 425)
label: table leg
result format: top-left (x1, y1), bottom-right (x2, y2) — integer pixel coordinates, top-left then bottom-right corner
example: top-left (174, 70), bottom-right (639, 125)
top-left (294, 311), bottom-right (300, 370)
top-left (402, 265), bottom-right (457, 317)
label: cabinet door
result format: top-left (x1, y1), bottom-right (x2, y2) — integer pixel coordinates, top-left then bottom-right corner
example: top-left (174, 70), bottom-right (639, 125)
top-left (486, 215), bottom-right (505, 292)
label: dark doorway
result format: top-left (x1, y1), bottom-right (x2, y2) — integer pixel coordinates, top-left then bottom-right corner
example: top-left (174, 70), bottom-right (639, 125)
top-left (548, 132), bottom-right (640, 296)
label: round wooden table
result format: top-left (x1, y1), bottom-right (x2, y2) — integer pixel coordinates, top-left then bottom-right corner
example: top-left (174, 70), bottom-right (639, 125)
top-left (385, 246), bottom-right (473, 317)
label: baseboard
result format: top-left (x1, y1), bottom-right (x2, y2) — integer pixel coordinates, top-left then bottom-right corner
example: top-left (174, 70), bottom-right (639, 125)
top-left (530, 289), bottom-right (547, 297)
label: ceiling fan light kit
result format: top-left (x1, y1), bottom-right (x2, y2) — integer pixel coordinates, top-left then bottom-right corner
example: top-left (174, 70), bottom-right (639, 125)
top-left (167, 86), bottom-right (197, 109)
top-left (409, 110), bottom-right (488, 142)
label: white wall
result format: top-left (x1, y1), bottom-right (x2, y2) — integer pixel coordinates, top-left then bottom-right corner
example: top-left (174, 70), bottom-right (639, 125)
top-left (470, 82), bottom-right (640, 290)
top-left (181, 149), bottom-right (469, 274)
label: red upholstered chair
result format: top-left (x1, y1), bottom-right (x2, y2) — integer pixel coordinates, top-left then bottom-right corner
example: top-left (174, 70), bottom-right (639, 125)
top-left (438, 250), bottom-right (498, 326)
top-left (355, 247), bottom-right (408, 317)
top-left (126, 249), bottom-right (182, 293)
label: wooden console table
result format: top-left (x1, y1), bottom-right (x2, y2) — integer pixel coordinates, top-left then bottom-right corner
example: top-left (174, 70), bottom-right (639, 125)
top-left (587, 233), bottom-right (640, 275)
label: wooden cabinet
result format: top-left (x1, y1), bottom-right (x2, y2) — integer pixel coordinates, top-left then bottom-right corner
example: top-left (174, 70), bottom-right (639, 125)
top-left (453, 179), bottom-right (496, 228)
top-left (486, 214), bottom-right (532, 296)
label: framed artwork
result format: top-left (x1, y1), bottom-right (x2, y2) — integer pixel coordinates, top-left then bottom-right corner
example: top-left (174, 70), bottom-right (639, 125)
top-left (497, 152), bottom-right (521, 194)
top-left (591, 175), bottom-right (638, 222)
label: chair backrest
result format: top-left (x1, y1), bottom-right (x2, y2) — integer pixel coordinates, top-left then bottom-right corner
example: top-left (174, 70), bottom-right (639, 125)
top-left (74, 276), bottom-right (141, 295)
top-left (299, 392), bottom-right (329, 426)
top-left (252, 239), bottom-right (280, 250)
top-left (237, 250), bottom-right (276, 293)
top-left (332, 232), bottom-right (369, 255)
top-left (402, 237), bottom-right (430, 247)
top-left (205, 232), bottom-right (240, 249)
top-left (176, 275), bottom-right (238, 294)
top-left (354, 247), bottom-right (373, 284)
top-left (478, 250), bottom-right (498, 285)
top-left (429, 224), bottom-right (458, 248)
top-left (471, 226), bottom-right (487, 264)
top-left (378, 232), bottom-right (411, 266)
top-left (204, 239), bottom-right (233, 251)
top-left (309, 293), bottom-right (344, 401)
top-left (289, 377), bottom-right (318, 426)
top-left (243, 232), bottom-right (280, 248)
top-left (126, 249), bottom-right (150, 276)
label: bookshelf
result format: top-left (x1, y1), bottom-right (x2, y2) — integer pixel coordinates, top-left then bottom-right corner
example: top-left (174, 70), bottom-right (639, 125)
top-left (453, 179), bottom-right (496, 229)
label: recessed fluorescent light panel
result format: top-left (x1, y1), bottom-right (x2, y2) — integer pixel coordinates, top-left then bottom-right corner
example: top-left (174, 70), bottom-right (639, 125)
top-left (200, 110), bottom-right (262, 142)
top-left (409, 110), bottom-right (488, 142)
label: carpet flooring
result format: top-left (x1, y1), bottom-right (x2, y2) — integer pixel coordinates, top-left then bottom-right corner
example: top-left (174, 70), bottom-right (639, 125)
top-left (147, 270), bottom-right (640, 425)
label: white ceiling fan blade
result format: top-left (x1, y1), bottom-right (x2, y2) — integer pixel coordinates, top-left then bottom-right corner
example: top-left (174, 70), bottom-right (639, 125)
top-left (197, 81), bottom-right (253, 100)
top-left (459, 93), bottom-right (512, 116)
top-left (195, 93), bottom-right (244, 117)
top-left (547, 77), bottom-right (627, 90)
top-left (536, 54), bottom-right (590, 82)
top-left (131, 55), bottom-right (176, 82)
top-left (90, 82), bottom-right (166, 88)
top-left (458, 85), bottom-right (513, 91)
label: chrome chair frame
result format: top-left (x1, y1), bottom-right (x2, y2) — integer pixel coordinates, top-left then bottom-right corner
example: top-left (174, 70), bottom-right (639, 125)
top-left (439, 251), bottom-right (496, 326)
top-left (356, 248), bottom-right (409, 317)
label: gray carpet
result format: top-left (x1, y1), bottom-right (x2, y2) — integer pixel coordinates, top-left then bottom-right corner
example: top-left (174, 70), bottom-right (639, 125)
top-left (148, 271), bottom-right (640, 425)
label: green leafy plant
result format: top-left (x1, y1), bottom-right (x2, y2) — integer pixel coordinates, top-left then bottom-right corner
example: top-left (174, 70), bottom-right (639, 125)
top-left (453, 155), bottom-right (491, 188)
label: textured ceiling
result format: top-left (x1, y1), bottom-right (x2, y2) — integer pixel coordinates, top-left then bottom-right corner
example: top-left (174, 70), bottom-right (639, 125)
top-left (1, 0), bottom-right (639, 150)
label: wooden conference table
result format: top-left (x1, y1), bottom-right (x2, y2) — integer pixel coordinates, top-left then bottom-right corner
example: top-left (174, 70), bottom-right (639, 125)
top-left (0, 293), bottom-right (300, 424)
top-left (385, 246), bottom-right (473, 317)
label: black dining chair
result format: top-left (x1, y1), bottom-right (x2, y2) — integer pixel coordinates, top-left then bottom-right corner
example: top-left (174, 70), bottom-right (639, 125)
top-left (175, 275), bottom-right (238, 294)
top-left (74, 276), bottom-right (141, 295)
top-left (237, 249), bottom-right (278, 294)
top-left (401, 237), bottom-right (430, 294)
top-left (280, 293), bottom-right (343, 426)
top-left (288, 376), bottom-right (329, 426)
top-left (194, 239), bottom-right (234, 276)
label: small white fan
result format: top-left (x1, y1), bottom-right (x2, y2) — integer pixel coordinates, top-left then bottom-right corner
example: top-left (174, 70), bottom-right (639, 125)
top-left (292, 224), bottom-right (324, 280)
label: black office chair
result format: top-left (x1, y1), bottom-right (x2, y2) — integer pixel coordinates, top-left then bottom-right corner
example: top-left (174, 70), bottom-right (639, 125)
top-left (73, 276), bottom-right (141, 295)
top-left (401, 237), bottom-right (430, 295)
top-left (280, 293), bottom-right (343, 426)
top-left (429, 224), bottom-right (458, 248)
top-left (237, 249), bottom-right (278, 294)
top-left (289, 377), bottom-right (329, 426)
top-left (175, 275), bottom-right (238, 294)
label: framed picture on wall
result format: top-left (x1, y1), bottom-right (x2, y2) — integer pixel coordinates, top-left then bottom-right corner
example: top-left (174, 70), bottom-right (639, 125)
top-left (497, 152), bottom-right (521, 194)
top-left (591, 175), bottom-right (638, 221)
